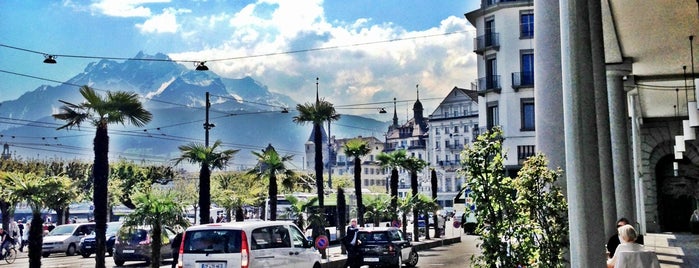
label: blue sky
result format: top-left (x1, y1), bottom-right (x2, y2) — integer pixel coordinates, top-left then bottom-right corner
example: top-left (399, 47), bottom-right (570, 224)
top-left (0, 0), bottom-right (478, 115)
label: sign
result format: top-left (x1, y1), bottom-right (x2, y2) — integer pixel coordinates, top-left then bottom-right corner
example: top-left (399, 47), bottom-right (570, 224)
top-left (315, 235), bottom-right (329, 250)
top-left (453, 220), bottom-right (461, 229)
top-left (392, 220), bottom-right (401, 228)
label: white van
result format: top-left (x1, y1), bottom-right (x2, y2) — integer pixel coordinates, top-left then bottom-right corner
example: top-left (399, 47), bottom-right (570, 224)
top-left (177, 221), bottom-right (321, 268)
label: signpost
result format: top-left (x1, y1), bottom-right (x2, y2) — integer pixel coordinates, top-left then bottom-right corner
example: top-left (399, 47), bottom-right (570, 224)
top-left (392, 220), bottom-right (401, 228)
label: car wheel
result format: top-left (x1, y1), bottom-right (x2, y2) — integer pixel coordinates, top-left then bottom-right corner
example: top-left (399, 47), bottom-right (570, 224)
top-left (42, 252), bottom-right (50, 258)
top-left (65, 244), bottom-right (77, 256)
top-left (114, 260), bottom-right (125, 266)
top-left (81, 252), bottom-right (91, 258)
top-left (405, 250), bottom-right (419, 267)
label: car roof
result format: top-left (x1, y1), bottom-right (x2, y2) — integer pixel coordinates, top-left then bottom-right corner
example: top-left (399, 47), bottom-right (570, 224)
top-left (185, 220), bottom-right (296, 232)
top-left (358, 227), bottom-right (399, 232)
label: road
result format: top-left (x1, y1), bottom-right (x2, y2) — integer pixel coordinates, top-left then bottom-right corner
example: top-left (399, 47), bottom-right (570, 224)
top-left (5, 254), bottom-right (174, 268)
top-left (413, 235), bottom-right (480, 268)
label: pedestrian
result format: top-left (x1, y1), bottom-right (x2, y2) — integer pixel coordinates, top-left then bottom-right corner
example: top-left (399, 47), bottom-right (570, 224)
top-left (20, 222), bottom-right (29, 252)
top-left (343, 218), bottom-right (361, 268)
top-left (8, 220), bottom-right (20, 248)
top-left (0, 227), bottom-right (13, 260)
top-left (171, 231), bottom-right (183, 268)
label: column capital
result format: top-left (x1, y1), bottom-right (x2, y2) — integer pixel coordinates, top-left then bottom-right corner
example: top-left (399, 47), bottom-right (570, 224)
top-left (606, 59), bottom-right (633, 77)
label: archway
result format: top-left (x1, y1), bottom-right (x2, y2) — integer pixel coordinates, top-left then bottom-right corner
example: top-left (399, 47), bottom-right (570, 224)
top-left (655, 155), bottom-right (696, 232)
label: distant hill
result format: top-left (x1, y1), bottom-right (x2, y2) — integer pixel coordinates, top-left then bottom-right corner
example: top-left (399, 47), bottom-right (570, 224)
top-left (0, 52), bottom-right (389, 168)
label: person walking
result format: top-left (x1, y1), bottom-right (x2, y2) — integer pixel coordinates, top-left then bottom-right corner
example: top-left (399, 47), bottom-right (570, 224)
top-left (171, 231), bottom-right (183, 268)
top-left (0, 228), bottom-right (13, 260)
top-left (343, 218), bottom-right (361, 268)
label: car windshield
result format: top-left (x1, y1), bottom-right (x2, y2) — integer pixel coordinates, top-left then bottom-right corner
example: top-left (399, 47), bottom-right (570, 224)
top-left (48, 225), bottom-right (75, 236)
top-left (357, 232), bottom-right (389, 243)
top-left (106, 222), bottom-right (122, 235)
top-left (182, 229), bottom-right (242, 254)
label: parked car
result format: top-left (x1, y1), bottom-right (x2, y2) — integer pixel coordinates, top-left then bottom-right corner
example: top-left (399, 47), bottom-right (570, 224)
top-left (41, 222), bottom-right (96, 257)
top-left (79, 221), bottom-right (122, 257)
top-left (113, 225), bottom-right (177, 266)
top-left (355, 227), bottom-right (419, 267)
top-left (178, 221), bottom-right (321, 268)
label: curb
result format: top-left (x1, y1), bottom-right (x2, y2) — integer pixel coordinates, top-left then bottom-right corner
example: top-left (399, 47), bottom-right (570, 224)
top-left (321, 236), bottom-right (462, 268)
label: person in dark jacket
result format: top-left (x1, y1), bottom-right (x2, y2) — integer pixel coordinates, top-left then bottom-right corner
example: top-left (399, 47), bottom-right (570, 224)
top-left (343, 218), bottom-right (361, 268)
top-left (171, 232), bottom-right (183, 268)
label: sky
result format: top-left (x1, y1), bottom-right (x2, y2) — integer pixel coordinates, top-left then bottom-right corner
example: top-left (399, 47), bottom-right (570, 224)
top-left (0, 0), bottom-right (479, 116)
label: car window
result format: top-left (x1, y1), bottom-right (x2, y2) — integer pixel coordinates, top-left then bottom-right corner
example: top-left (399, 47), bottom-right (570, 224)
top-left (357, 232), bottom-right (389, 243)
top-left (48, 225), bottom-right (75, 236)
top-left (288, 225), bottom-right (306, 248)
top-left (182, 229), bottom-right (241, 254)
top-left (251, 226), bottom-right (291, 250)
top-left (389, 230), bottom-right (403, 241)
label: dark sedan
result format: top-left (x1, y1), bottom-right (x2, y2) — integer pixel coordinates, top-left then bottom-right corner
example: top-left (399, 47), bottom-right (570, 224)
top-left (80, 221), bottom-right (122, 257)
top-left (356, 227), bottom-right (418, 268)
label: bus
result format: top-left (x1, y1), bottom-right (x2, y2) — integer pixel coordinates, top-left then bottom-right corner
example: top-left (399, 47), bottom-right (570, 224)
top-left (454, 187), bottom-right (477, 234)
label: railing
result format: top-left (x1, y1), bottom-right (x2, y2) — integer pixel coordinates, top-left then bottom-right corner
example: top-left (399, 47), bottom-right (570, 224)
top-left (477, 75), bottom-right (501, 92)
top-left (473, 32), bottom-right (500, 54)
top-left (517, 145), bottom-right (536, 164)
top-left (483, 0), bottom-right (533, 8)
top-left (512, 71), bottom-right (534, 89)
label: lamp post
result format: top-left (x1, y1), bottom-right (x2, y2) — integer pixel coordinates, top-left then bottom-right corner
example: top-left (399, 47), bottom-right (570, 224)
top-left (204, 92), bottom-right (215, 147)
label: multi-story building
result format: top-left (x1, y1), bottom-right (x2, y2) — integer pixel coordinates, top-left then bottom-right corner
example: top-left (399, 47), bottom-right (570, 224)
top-left (427, 87), bottom-right (479, 210)
top-left (466, 0), bottom-right (536, 175)
top-left (330, 136), bottom-right (387, 189)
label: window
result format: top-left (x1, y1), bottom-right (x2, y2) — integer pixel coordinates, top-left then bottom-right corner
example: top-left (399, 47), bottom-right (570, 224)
top-left (435, 140), bottom-right (440, 149)
top-left (453, 126), bottom-right (459, 133)
top-left (435, 128), bottom-right (440, 135)
top-left (521, 50), bottom-right (534, 86)
top-left (521, 98), bottom-right (535, 131)
top-left (485, 18), bottom-right (495, 47)
top-left (487, 102), bottom-right (499, 129)
top-left (485, 56), bottom-right (498, 89)
top-left (520, 10), bottom-right (534, 38)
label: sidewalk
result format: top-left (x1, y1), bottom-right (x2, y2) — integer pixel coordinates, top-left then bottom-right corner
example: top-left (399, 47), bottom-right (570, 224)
top-left (644, 233), bottom-right (699, 268)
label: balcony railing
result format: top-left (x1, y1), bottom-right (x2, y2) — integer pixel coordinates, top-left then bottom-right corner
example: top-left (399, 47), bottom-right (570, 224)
top-left (511, 71), bottom-right (534, 89)
top-left (483, 0), bottom-right (533, 8)
top-left (473, 33), bottom-right (500, 54)
top-left (517, 145), bottom-right (536, 164)
top-left (477, 75), bottom-right (501, 93)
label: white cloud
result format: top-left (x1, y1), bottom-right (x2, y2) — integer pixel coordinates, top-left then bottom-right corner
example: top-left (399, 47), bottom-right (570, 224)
top-left (90, 0), bottom-right (170, 17)
top-left (169, 1), bottom-right (476, 115)
top-left (136, 7), bottom-right (190, 33)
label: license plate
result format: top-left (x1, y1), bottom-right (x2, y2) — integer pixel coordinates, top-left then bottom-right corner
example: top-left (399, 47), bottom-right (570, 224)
top-left (122, 249), bottom-right (135, 254)
top-left (85, 246), bottom-right (92, 249)
top-left (200, 263), bottom-right (226, 268)
top-left (364, 257), bottom-right (380, 262)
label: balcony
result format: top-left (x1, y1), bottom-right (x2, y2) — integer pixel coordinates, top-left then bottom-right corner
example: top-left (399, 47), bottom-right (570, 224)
top-left (483, 0), bottom-right (534, 9)
top-left (511, 71), bottom-right (534, 90)
top-left (476, 75), bottom-right (501, 94)
top-left (473, 33), bottom-right (500, 54)
top-left (517, 145), bottom-right (536, 164)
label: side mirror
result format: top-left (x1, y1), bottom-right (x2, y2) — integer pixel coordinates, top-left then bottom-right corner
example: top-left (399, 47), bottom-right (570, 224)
top-left (305, 238), bottom-right (314, 248)
top-left (405, 232), bottom-right (413, 241)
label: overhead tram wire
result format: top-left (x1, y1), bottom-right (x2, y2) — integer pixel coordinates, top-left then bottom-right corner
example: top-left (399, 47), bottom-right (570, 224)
top-left (0, 30), bottom-right (469, 65)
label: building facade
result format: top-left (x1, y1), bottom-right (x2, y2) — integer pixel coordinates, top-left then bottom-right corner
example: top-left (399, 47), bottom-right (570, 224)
top-left (427, 87), bottom-right (479, 210)
top-left (466, 0), bottom-right (536, 175)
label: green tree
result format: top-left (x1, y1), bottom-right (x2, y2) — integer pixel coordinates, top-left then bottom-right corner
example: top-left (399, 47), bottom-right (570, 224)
top-left (285, 194), bottom-right (318, 230)
top-left (512, 154), bottom-right (569, 267)
top-left (249, 144), bottom-right (295, 221)
top-left (397, 194), bottom-right (416, 236)
top-left (212, 172), bottom-right (265, 221)
top-left (0, 172), bottom-right (74, 268)
top-left (122, 190), bottom-right (190, 268)
top-left (173, 140), bottom-right (238, 225)
top-left (172, 176), bottom-right (199, 223)
top-left (292, 98), bottom-right (341, 209)
top-left (413, 193), bottom-right (439, 240)
top-left (377, 150), bottom-right (407, 219)
top-left (343, 138), bottom-right (372, 226)
top-left (363, 194), bottom-right (391, 226)
top-left (402, 156), bottom-right (427, 242)
top-left (53, 85), bottom-right (152, 268)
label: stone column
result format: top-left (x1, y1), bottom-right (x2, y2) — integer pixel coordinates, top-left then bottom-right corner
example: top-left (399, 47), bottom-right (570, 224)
top-left (534, 0), bottom-right (566, 193)
top-left (560, 0), bottom-right (607, 266)
top-left (589, 0), bottom-right (617, 240)
top-left (607, 63), bottom-right (636, 228)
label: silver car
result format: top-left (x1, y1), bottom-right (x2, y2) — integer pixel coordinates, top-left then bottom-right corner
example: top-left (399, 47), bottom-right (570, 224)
top-left (178, 221), bottom-right (321, 268)
top-left (41, 223), bottom-right (95, 257)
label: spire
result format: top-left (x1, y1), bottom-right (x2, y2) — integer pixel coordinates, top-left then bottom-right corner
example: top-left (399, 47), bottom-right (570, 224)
top-left (315, 77), bottom-right (319, 105)
top-left (416, 84), bottom-right (419, 101)
top-left (392, 97), bottom-right (399, 127)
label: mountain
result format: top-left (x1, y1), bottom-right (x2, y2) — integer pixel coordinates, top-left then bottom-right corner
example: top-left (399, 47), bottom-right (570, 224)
top-left (0, 52), bottom-right (389, 168)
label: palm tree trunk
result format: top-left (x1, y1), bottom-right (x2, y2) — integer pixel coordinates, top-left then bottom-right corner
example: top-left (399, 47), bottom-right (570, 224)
top-left (411, 171), bottom-right (419, 242)
top-left (93, 125), bottom-right (109, 268)
top-left (0, 201), bottom-right (10, 230)
top-left (150, 225), bottom-right (162, 268)
top-left (431, 169), bottom-right (440, 238)
top-left (270, 173), bottom-right (278, 221)
top-left (313, 123), bottom-right (324, 208)
top-left (390, 169), bottom-right (398, 220)
top-left (29, 211), bottom-right (43, 268)
top-left (200, 165), bottom-right (211, 224)
top-left (353, 157), bottom-right (364, 226)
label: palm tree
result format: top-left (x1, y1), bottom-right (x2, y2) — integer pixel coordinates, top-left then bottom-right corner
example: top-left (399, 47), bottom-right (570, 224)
top-left (414, 193), bottom-right (439, 240)
top-left (402, 156), bottom-right (427, 242)
top-left (0, 172), bottom-right (73, 268)
top-left (173, 140), bottom-right (238, 225)
top-left (292, 98), bottom-right (341, 208)
top-left (430, 168), bottom-right (441, 238)
top-left (377, 150), bottom-right (407, 219)
top-left (397, 194), bottom-right (416, 236)
top-left (53, 85), bottom-right (152, 268)
top-left (363, 194), bottom-right (391, 226)
top-left (122, 190), bottom-right (190, 268)
top-left (249, 144), bottom-right (295, 221)
top-left (343, 138), bottom-right (372, 226)
top-left (285, 194), bottom-right (318, 230)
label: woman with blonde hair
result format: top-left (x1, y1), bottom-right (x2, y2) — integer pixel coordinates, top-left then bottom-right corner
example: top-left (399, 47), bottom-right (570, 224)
top-left (607, 225), bottom-right (659, 268)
